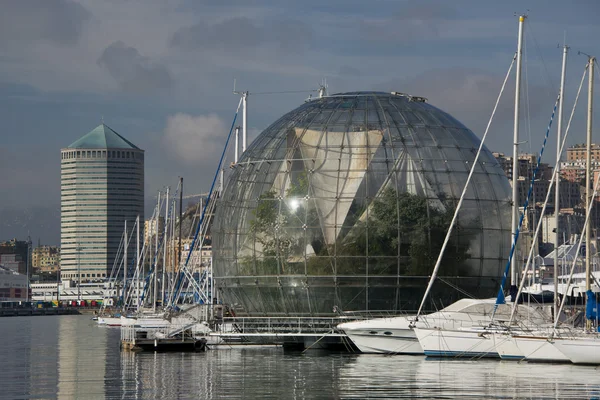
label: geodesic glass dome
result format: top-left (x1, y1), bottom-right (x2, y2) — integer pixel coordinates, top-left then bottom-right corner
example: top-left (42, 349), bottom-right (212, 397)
top-left (213, 91), bottom-right (512, 316)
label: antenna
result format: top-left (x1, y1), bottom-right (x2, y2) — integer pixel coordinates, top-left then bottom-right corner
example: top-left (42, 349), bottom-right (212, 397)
top-left (318, 78), bottom-right (328, 98)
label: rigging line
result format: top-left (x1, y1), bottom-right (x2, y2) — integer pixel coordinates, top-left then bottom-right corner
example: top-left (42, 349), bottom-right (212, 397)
top-left (524, 32), bottom-right (533, 155)
top-left (491, 93), bottom-right (560, 323)
top-left (553, 171), bottom-right (600, 333)
top-left (526, 20), bottom-right (558, 97)
top-left (507, 62), bottom-right (589, 327)
top-left (437, 277), bottom-right (476, 299)
top-left (413, 53), bottom-right (517, 321)
top-left (170, 97), bottom-right (243, 306)
top-left (250, 89), bottom-right (318, 95)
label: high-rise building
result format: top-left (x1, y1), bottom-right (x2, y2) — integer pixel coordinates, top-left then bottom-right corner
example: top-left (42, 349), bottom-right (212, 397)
top-left (60, 124), bottom-right (144, 283)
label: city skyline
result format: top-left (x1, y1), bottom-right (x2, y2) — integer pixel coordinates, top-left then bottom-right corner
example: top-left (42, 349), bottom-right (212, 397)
top-left (1, 1), bottom-right (600, 245)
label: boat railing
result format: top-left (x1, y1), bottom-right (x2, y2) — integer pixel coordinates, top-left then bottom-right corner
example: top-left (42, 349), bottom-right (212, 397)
top-left (220, 316), bottom-right (350, 335)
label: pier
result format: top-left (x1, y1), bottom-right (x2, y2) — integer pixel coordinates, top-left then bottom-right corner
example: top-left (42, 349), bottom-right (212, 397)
top-left (0, 307), bottom-right (80, 317)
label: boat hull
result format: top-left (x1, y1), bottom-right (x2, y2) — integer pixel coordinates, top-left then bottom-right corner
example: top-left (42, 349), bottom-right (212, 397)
top-left (512, 335), bottom-right (569, 363)
top-left (493, 333), bottom-right (524, 360)
top-left (345, 330), bottom-right (422, 355)
top-left (97, 317), bottom-right (123, 327)
top-left (414, 327), bottom-right (499, 358)
top-left (552, 337), bottom-right (600, 364)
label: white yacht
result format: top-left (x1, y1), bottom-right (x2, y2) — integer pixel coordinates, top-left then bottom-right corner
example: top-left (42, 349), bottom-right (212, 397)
top-left (337, 299), bottom-right (548, 355)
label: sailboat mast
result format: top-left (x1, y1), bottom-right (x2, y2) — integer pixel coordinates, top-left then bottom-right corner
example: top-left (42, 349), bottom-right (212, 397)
top-left (242, 92), bottom-right (248, 152)
top-left (153, 193), bottom-right (160, 312)
top-left (136, 214), bottom-right (140, 311)
top-left (555, 44), bottom-right (569, 321)
top-left (511, 15), bottom-right (526, 287)
top-left (123, 220), bottom-right (127, 308)
top-left (179, 177), bottom-right (183, 271)
top-left (162, 186), bottom-right (169, 307)
top-left (586, 57), bottom-right (595, 295)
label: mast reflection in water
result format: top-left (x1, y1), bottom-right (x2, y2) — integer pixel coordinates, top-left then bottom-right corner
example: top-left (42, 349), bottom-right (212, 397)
top-left (1, 315), bottom-right (599, 399)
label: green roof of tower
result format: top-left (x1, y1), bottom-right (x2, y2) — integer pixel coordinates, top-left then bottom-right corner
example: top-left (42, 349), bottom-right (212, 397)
top-left (67, 124), bottom-right (140, 150)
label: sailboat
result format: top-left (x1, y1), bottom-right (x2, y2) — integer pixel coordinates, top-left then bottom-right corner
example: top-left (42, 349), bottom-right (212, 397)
top-left (340, 15), bottom-right (541, 356)
top-left (542, 55), bottom-right (600, 365)
top-left (412, 15), bottom-right (563, 359)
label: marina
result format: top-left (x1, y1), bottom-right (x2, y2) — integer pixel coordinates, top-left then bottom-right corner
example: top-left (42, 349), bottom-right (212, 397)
top-left (3, 2), bottom-right (600, 398)
top-left (4, 315), bottom-right (600, 399)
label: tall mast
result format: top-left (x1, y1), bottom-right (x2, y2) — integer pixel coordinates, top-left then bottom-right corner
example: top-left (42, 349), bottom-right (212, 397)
top-left (235, 126), bottom-right (240, 163)
top-left (123, 220), bottom-right (127, 307)
top-left (179, 177), bottom-right (183, 272)
top-left (511, 15), bottom-right (526, 287)
top-left (586, 57), bottom-right (595, 298)
top-left (161, 186), bottom-right (169, 308)
top-left (136, 214), bottom-right (140, 311)
top-left (242, 92), bottom-right (248, 152)
top-left (554, 44), bottom-right (569, 321)
top-left (153, 194), bottom-right (160, 311)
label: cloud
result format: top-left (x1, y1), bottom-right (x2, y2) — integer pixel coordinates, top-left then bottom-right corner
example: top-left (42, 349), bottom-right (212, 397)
top-left (338, 65), bottom-right (361, 76)
top-left (163, 113), bottom-right (229, 165)
top-left (97, 41), bottom-right (173, 93)
top-left (0, 0), bottom-right (90, 46)
top-left (376, 67), bottom-right (551, 153)
top-left (170, 17), bottom-right (313, 54)
top-left (359, 3), bottom-right (457, 42)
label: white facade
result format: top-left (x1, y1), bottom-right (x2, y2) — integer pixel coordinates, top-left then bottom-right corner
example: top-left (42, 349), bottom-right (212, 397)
top-left (60, 124), bottom-right (144, 283)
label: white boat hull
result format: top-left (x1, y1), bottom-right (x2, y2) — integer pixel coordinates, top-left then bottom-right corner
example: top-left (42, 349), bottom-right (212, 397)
top-left (552, 336), bottom-right (600, 364)
top-left (97, 317), bottom-right (123, 326)
top-left (493, 333), bottom-right (524, 360)
top-left (414, 327), bottom-right (499, 358)
top-left (346, 329), bottom-right (422, 355)
top-left (512, 335), bottom-right (569, 363)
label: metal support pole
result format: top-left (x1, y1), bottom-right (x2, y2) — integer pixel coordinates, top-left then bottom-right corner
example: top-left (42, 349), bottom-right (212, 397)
top-left (242, 92), bottom-right (248, 152)
top-left (161, 187), bottom-right (169, 307)
top-left (136, 215), bottom-right (140, 311)
top-left (179, 178), bottom-right (183, 272)
top-left (586, 57), bottom-right (595, 295)
top-left (511, 15), bottom-right (526, 287)
top-left (554, 44), bottom-right (568, 321)
top-left (234, 126), bottom-right (240, 163)
top-left (153, 193), bottom-right (160, 312)
top-left (123, 221), bottom-right (127, 306)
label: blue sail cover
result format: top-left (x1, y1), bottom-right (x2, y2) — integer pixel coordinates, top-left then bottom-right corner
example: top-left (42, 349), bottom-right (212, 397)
top-left (586, 290), bottom-right (599, 320)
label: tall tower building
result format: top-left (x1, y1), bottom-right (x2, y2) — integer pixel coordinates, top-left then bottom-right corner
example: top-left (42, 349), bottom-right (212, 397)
top-left (60, 124), bottom-right (144, 282)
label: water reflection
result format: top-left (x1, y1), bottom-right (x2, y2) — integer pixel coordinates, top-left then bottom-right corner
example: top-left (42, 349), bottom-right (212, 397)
top-left (338, 354), bottom-right (600, 399)
top-left (2, 316), bottom-right (600, 399)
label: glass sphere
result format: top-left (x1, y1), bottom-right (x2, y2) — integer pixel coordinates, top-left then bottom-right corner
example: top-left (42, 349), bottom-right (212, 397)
top-left (213, 91), bottom-right (511, 316)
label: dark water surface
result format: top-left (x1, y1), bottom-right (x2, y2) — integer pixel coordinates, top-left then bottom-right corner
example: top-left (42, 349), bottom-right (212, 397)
top-left (1, 315), bottom-right (600, 399)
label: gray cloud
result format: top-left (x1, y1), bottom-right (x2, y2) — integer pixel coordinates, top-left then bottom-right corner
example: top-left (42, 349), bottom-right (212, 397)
top-left (171, 17), bottom-right (263, 51)
top-left (377, 67), bottom-right (551, 153)
top-left (0, 0), bottom-right (90, 45)
top-left (360, 3), bottom-right (457, 42)
top-left (162, 113), bottom-right (229, 165)
top-left (338, 65), bottom-right (362, 76)
top-left (170, 17), bottom-right (313, 54)
top-left (97, 41), bottom-right (173, 93)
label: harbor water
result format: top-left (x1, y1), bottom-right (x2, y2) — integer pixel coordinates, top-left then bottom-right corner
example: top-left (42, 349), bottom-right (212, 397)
top-left (2, 315), bottom-right (600, 399)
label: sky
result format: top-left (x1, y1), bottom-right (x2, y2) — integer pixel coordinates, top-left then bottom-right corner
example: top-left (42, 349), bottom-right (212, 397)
top-left (1, 0), bottom-right (599, 245)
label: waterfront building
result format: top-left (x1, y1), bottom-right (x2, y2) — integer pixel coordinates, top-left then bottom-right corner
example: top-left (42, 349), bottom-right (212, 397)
top-left (561, 143), bottom-right (600, 183)
top-left (0, 238), bottom-right (31, 274)
top-left (144, 217), bottom-right (164, 247)
top-left (0, 254), bottom-right (26, 275)
top-left (60, 124), bottom-right (144, 283)
top-left (493, 152), bottom-right (553, 181)
top-left (0, 265), bottom-right (28, 301)
top-left (213, 91), bottom-right (513, 316)
top-left (32, 245), bottom-right (60, 274)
